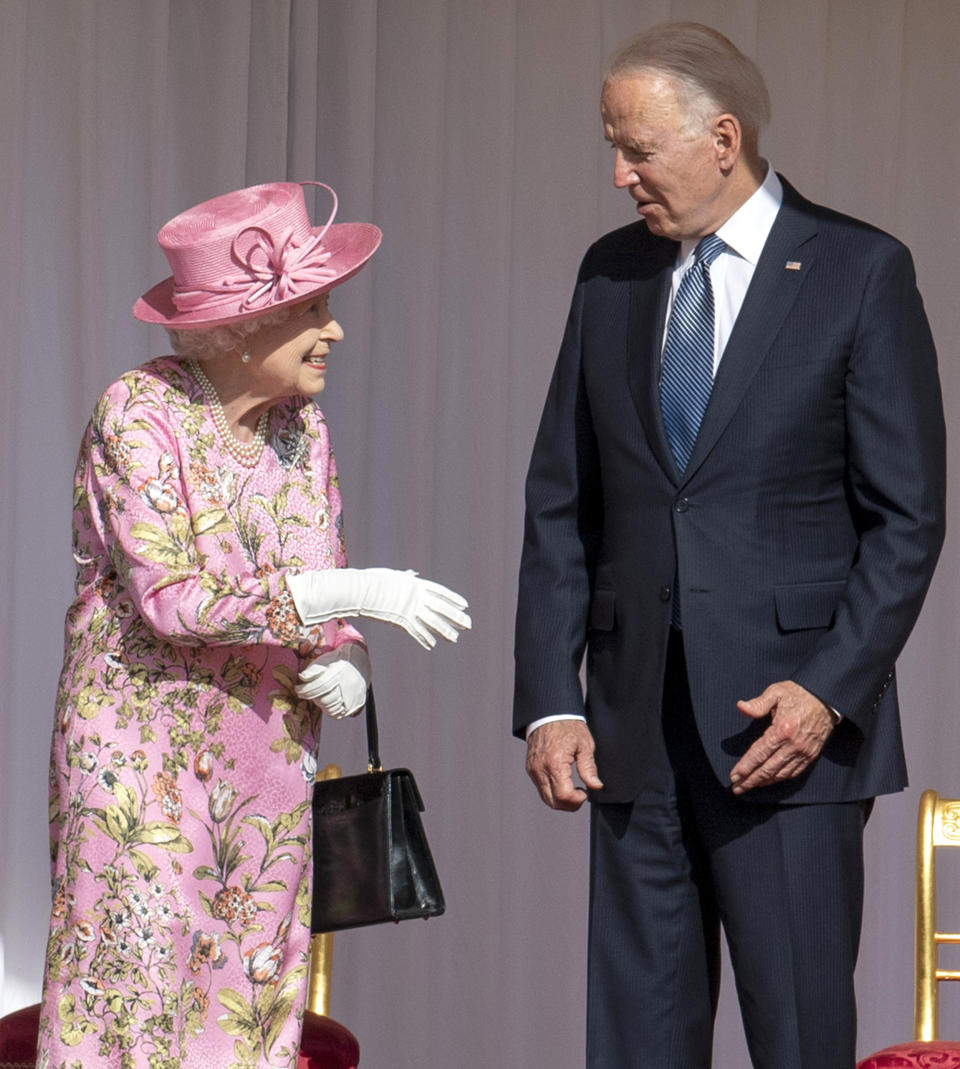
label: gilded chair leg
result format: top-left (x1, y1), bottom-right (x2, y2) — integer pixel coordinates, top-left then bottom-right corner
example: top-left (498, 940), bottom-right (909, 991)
top-left (308, 763), bottom-right (340, 1018)
top-left (306, 931), bottom-right (334, 1017)
top-left (915, 789), bottom-right (938, 1041)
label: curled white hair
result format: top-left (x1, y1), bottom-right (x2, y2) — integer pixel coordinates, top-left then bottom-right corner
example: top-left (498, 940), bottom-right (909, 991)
top-left (166, 304), bottom-right (297, 363)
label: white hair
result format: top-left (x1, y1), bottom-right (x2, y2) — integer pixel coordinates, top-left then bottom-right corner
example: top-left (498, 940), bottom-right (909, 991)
top-left (605, 22), bottom-right (770, 146)
top-left (166, 304), bottom-right (298, 363)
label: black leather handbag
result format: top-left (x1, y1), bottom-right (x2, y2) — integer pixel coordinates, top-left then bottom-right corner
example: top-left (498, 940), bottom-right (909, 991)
top-left (310, 688), bottom-right (445, 932)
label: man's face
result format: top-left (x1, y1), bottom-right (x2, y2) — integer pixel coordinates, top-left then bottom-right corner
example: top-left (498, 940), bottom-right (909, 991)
top-left (601, 71), bottom-right (727, 241)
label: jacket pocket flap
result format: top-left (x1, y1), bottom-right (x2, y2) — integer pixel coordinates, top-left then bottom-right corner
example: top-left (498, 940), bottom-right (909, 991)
top-left (589, 588), bottom-right (616, 631)
top-left (774, 580), bottom-right (846, 631)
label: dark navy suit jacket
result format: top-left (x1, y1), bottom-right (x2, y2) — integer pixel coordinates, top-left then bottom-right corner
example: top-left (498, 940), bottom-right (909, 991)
top-left (513, 178), bottom-right (946, 805)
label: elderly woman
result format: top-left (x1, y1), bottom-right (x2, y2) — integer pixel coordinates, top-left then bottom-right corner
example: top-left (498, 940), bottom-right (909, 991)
top-left (38, 181), bottom-right (469, 1069)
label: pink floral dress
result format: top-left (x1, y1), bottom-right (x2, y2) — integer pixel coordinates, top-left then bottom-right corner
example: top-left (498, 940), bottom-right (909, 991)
top-left (39, 357), bottom-right (364, 1069)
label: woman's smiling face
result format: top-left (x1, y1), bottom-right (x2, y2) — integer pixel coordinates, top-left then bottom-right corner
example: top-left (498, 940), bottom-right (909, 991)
top-left (247, 292), bottom-right (344, 398)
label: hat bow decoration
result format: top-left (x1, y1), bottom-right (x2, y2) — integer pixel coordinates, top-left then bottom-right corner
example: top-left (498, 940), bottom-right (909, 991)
top-left (173, 225), bottom-right (338, 314)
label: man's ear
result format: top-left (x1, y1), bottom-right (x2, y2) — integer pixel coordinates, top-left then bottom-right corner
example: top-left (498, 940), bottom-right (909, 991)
top-left (713, 113), bottom-right (742, 174)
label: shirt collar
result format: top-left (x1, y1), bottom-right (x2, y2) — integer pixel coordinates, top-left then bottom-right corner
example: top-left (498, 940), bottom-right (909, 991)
top-left (678, 163), bottom-right (783, 266)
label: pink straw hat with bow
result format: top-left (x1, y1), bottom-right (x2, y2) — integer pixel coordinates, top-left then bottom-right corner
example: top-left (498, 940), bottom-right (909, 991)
top-left (133, 181), bottom-right (381, 329)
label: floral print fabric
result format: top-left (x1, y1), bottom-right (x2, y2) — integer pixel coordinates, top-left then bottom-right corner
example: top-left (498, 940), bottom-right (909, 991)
top-left (39, 357), bottom-right (364, 1069)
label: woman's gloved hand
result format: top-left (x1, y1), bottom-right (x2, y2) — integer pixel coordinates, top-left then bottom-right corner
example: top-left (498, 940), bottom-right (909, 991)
top-left (286, 567), bottom-right (471, 650)
top-left (296, 643), bottom-right (370, 719)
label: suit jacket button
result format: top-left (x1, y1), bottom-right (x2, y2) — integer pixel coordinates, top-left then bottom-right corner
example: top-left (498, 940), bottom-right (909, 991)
top-left (659, 585), bottom-right (672, 602)
top-left (674, 498), bottom-right (689, 513)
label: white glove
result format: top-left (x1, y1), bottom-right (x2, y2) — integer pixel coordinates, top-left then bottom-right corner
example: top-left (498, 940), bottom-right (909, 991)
top-left (296, 643), bottom-right (370, 719)
top-left (286, 567), bottom-right (471, 650)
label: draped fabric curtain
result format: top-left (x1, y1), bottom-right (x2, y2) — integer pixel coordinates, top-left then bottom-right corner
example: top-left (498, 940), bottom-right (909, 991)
top-left (2, 2), bottom-right (959, 1064)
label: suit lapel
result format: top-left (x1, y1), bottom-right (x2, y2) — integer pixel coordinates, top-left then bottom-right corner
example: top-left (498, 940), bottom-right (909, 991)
top-left (625, 239), bottom-right (677, 480)
top-left (682, 181), bottom-right (819, 481)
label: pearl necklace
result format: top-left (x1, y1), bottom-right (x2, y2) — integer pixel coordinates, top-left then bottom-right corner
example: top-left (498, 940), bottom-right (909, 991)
top-left (187, 360), bottom-right (268, 467)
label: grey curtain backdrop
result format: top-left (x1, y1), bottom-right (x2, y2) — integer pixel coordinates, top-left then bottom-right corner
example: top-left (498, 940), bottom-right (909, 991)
top-left (2, 1), bottom-right (959, 1065)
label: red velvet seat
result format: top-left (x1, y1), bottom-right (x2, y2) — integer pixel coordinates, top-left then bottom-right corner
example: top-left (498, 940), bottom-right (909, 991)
top-left (0, 1002), bottom-right (40, 1069)
top-left (858, 1041), bottom-right (960, 1067)
top-left (297, 1009), bottom-right (359, 1069)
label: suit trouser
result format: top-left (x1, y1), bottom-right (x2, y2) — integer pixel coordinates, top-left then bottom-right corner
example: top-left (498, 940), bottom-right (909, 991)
top-left (586, 630), bottom-right (869, 1069)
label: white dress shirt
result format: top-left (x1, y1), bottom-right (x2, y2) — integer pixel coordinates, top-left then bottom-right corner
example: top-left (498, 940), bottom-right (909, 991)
top-left (525, 165), bottom-right (784, 738)
top-left (668, 164), bottom-right (783, 372)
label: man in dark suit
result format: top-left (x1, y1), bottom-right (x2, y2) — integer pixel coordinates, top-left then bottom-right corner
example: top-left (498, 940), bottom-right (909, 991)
top-left (513, 22), bottom-right (946, 1069)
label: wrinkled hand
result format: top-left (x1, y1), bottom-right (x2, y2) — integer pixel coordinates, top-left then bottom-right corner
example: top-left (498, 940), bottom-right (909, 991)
top-left (526, 720), bottom-right (604, 811)
top-left (287, 567), bottom-right (471, 650)
top-left (730, 680), bottom-right (836, 795)
top-left (296, 644), bottom-right (370, 720)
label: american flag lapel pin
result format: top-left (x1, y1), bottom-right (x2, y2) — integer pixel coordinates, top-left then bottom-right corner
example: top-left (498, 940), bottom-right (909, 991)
top-left (785, 260), bottom-right (802, 271)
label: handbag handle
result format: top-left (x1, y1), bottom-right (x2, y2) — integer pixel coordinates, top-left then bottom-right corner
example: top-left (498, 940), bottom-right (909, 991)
top-left (365, 687), bottom-right (382, 772)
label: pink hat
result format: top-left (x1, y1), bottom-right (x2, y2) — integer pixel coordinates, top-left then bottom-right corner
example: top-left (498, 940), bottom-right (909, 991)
top-left (133, 181), bottom-right (381, 329)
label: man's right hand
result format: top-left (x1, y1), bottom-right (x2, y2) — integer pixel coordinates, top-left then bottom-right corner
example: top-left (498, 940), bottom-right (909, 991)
top-left (525, 720), bottom-right (603, 811)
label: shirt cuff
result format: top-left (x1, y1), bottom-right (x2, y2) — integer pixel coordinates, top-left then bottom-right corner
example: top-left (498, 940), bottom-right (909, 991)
top-left (524, 713), bottom-right (587, 739)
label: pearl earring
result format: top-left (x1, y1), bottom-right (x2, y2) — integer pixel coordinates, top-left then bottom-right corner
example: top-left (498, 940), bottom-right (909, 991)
top-left (241, 351), bottom-right (251, 364)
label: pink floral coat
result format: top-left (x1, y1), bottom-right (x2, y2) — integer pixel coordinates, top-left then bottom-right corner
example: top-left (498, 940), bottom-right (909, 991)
top-left (39, 357), bottom-right (364, 1069)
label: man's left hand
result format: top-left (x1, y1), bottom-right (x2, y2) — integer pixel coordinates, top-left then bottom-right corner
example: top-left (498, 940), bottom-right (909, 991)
top-left (729, 681), bottom-right (835, 795)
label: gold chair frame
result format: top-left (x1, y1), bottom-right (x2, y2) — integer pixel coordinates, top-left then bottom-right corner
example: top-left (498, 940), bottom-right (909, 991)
top-left (915, 788), bottom-right (960, 1040)
top-left (306, 763), bottom-right (341, 1018)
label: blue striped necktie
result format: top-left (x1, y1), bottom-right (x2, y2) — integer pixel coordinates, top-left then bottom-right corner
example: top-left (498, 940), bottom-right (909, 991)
top-left (660, 234), bottom-right (726, 473)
